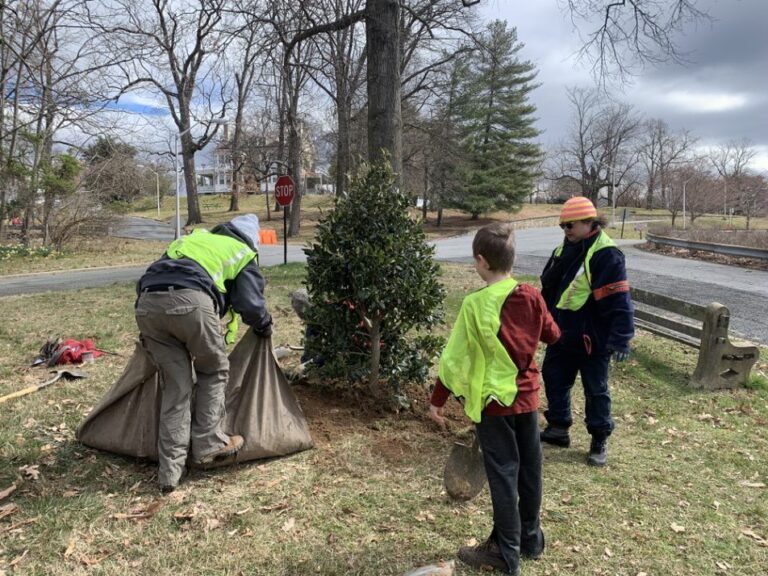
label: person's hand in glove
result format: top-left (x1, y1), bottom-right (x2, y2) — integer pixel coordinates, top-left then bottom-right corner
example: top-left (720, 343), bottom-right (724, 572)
top-left (253, 318), bottom-right (273, 338)
top-left (612, 350), bottom-right (630, 363)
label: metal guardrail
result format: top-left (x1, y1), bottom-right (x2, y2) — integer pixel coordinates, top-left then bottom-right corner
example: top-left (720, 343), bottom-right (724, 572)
top-left (646, 233), bottom-right (768, 261)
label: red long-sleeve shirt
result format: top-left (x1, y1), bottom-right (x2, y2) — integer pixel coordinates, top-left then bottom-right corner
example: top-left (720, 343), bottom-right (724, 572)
top-left (431, 283), bottom-right (560, 416)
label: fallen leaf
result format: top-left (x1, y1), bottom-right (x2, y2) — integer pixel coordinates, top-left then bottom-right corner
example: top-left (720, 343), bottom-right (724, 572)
top-left (0, 516), bottom-right (39, 534)
top-left (205, 518), bottom-right (220, 532)
top-left (259, 501), bottom-right (289, 513)
top-left (713, 500), bottom-right (721, 510)
top-left (111, 499), bottom-right (163, 521)
top-left (604, 547), bottom-right (613, 557)
top-left (64, 535), bottom-right (77, 560)
top-left (0, 484), bottom-right (17, 500)
top-left (739, 481), bottom-right (765, 488)
top-left (10, 549), bottom-right (28, 567)
top-left (716, 560), bottom-right (730, 570)
top-left (173, 510), bottom-right (197, 522)
top-left (561, 493), bottom-right (572, 503)
top-left (0, 503), bottom-right (19, 520)
top-left (670, 523), bottom-right (686, 533)
top-left (18, 465), bottom-right (40, 480)
top-left (80, 552), bottom-right (111, 566)
top-left (741, 528), bottom-right (767, 544)
top-left (282, 517), bottom-right (296, 532)
top-left (235, 507), bottom-right (251, 516)
top-left (647, 416), bottom-right (658, 425)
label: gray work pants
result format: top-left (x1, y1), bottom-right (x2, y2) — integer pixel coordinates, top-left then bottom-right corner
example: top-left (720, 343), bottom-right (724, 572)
top-left (135, 288), bottom-right (230, 486)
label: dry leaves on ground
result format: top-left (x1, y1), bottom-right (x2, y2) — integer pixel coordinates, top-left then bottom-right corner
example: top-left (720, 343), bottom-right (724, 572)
top-left (111, 499), bottom-right (163, 521)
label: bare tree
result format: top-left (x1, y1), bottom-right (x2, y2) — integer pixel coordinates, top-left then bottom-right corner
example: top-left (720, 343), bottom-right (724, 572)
top-left (221, 1), bottom-right (272, 212)
top-left (709, 139), bottom-right (757, 219)
top-left (733, 172), bottom-right (766, 230)
top-left (549, 87), bottom-right (640, 209)
top-left (91, 0), bottom-right (231, 226)
top-left (571, 0), bottom-right (711, 81)
top-left (637, 118), bottom-right (695, 210)
top-left (0, 0), bottom-right (127, 245)
top-left (306, 0), bottom-right (367, 197)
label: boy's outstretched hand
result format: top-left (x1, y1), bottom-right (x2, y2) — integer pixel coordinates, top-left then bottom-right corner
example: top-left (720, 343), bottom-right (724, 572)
top-left (428, 404), bottom-right (446, 428)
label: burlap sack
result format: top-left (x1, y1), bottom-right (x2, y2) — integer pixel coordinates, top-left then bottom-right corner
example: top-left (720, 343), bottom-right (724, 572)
top-left (76, 331), bottom-right (313, 462)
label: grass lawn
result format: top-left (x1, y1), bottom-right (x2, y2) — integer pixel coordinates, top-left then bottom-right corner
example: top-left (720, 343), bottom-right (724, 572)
top-left (1, 263), bottom-right (767, 575)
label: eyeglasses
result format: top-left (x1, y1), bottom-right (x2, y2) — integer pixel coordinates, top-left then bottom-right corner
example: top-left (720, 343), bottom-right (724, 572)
top-left (559, 222), bottom-right (574, 230)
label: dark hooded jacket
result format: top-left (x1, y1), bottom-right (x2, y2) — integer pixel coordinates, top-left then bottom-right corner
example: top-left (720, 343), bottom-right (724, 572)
top-left (136, 222), bottom-right (272, 335)
top-left (540, 229), bottom-right (633, 355)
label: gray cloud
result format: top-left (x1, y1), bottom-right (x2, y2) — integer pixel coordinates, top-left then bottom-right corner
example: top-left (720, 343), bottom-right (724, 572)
top-left (482, 0), bottom-right (768, 168)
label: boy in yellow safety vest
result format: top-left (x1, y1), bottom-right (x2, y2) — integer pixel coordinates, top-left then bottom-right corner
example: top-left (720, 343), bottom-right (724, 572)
top-left (429, 222), bottom-right (560, 575)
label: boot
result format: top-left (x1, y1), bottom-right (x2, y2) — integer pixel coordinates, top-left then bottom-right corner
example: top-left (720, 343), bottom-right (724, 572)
top-left (521, 529), bottom-right (545, 560)
top-left (195, 434), bottom-right (245, 465)
top-left (587, 435), bottom-right (608, 467)
top-left (457, 537), bottom-right (519, 575)
top-left (540, 425), bottom-right (570, 448)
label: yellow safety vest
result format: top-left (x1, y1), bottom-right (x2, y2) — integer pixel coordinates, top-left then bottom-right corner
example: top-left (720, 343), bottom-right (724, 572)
top-left (554, 230), bottom-right (616, 311)
top-left (438, 277), bottom-right (519, 423)
top-left (166, 230), bottom-right (258, 344)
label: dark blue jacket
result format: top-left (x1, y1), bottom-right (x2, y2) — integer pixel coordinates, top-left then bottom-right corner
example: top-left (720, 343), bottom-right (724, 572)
top-left (136, 223), bottom-right (272, 335)
top-left (540, 231), bottom-right (634, 355)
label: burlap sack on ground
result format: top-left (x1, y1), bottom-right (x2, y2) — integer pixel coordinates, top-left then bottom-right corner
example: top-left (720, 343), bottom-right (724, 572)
top-left (76, 331), bottom-right (313, 462)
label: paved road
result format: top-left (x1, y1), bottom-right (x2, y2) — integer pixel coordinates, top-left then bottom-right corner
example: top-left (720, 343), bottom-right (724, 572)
top-left (2, 226), bottom-right (767, 344)
top-left (110, 216), bottom-right (176, 242)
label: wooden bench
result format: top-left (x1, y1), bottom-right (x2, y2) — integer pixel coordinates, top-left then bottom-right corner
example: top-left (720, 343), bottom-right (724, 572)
top-left (630, 287), bottom-right (760, 390)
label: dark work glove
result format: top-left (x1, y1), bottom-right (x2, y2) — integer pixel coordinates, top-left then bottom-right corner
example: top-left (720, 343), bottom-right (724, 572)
top-left (612, 350), bottom-right (630, 363)
top-left (253, 322), bottom-right (272, 338)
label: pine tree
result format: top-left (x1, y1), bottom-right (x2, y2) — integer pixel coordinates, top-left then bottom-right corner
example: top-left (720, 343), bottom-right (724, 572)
top-left (452, 21), bottom-right (542, 219)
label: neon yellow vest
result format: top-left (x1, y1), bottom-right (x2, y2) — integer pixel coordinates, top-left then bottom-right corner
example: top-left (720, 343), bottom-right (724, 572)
top-left (554, 230), bottom-right (616, 311)
top-left (438, 277), bottom-right (519, 423)
top-left (166, 229), bottom-right (257, 344)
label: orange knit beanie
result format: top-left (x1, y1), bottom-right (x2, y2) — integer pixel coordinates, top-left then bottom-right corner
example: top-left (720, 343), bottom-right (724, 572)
top-left (560, 196), bottom-right (597, 223)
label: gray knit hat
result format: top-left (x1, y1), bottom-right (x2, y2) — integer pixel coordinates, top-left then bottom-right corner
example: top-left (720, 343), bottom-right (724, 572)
top-left (230, 214), bottom-right (260, 250)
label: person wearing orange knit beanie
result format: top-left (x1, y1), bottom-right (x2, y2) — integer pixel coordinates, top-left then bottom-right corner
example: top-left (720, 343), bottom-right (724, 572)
top-left (538, 197), bottom-right (634, 466)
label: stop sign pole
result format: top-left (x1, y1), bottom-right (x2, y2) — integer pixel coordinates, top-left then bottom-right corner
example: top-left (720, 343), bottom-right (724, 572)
top-left (274, 175), bottom-right (295, 264)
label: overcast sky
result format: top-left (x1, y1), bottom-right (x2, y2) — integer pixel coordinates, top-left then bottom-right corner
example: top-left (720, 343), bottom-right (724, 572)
top-left (479, 0), bottom-right (768, 170)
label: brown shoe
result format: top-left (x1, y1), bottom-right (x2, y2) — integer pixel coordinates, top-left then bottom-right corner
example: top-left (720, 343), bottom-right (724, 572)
top-left (195, 435), bottom-right (244, 465)
top-left (457, 537), bottom-right (518, 575)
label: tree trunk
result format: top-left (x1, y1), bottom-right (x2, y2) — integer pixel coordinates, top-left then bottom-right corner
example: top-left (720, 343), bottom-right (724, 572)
top-left (264, 188), bottom-right (272, 221)
top-left (366, 0), bottom-right (402, 176)
top-left (182, 131), bottom-right (201, 226)
top-left (336, 95), bottom-right (351, 197)
top-left (367, 316), bottom-right (382, 397)
top-left (287, 84), bottom-right (303, 237)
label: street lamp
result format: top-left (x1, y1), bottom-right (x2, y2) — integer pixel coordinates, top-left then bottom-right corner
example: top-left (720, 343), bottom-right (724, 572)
top-left (174, 117), bottom-right (228, 238)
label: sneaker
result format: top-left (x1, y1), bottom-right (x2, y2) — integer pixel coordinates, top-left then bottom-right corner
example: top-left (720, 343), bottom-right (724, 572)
top-left (195, 435), bottom-right (245, 465)
top-left (587, 436), bottom-right (608, 466)
top-left (540, 425), bottom-right (571, 448)
top-left (521, 529), bottom-right (545, 560)
top-left (457, 537), bottom-right (518, 575)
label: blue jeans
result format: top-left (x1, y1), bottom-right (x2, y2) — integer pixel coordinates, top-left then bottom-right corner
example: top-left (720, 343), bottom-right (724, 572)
top-left (541, 343), bottom-right (614, 437)
top-left (475, 411), bottom-right (543, 574)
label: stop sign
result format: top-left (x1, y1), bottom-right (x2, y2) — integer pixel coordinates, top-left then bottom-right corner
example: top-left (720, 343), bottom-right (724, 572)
top-left (274, 175), bottom-right (295, 206)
